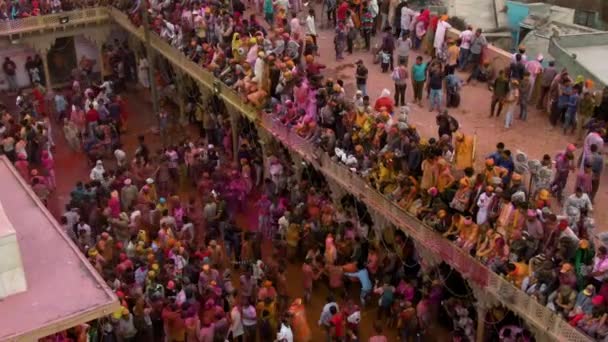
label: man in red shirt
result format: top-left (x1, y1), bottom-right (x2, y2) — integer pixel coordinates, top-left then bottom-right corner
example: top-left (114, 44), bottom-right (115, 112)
top-left (329, 306), bottom-right (345, 341)
top-left (85, 104), bottom-right (100, 133)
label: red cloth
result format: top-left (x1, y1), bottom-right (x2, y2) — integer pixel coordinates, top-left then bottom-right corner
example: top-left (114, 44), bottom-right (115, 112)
top-left (86, 108), bottom-right (99, 123)
top-left (374, 96), bottom-right (394, 113)
top-left (32, 87), bottom-right (45, 115)
top-left (337, 2), bottom-right (349, 22)
top-left (419, 9), bottom-right (430, 25)
top-left (330, 313), bottom-right (345, 337)
top-left (429, 15), bottom-right (439, 31)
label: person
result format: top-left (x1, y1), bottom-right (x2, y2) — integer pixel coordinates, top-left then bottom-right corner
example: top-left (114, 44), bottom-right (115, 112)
top-left (277, 315), bottom-right (294, 342)
top-left (381, 26), bottom-right (395, 71)
top-left (518, 72), bottom-right (531, 121)
top-left (306, 9), bottom-right (318, 48)
top-left (490, 69), bottom-right (509, 118)
top-left (445, 72), bottom-right (462, 108)
top-left (577, 91), bottom-right (596, 141)
top-left (398, 2), bottom-right (414, 39)
top-left (395, 33), bottom-right (412, 67)
top-left (392, 59), bottom-right (408, 107)
top-left (3, 57), bottom-right (18, 92)
top-left (427, 62), bottom-right (443, 112)
top-left (586, 144), bottom-right (603, 202)
top-left (504, 79), bottom-right (520, 129)
top-left (329, 305), bottom-right (345, 341)
top-left (411, 56), bottom-right (427, 106)
top-left (288, 298), bottom-right (311, 342)
top-left (466, 29), bottom-right (487, 82)
top-left (345, 265), bottom-right (372, 306)
top-left (509, 54), bottom-right (525, 81)
top-left (526, 53), bottom-right (544, 99)
top-left (361, 4), bottom-right (374, 51)
top-left (563, 87), bottom-right (579, 135)
top-left (355, 60), bottom-right (368, 96)
top-left (264, 0), bottom-right (275, 25)
top-left (458, 25), bottom-right (473, 70)
top-left (242, 298), bottom-right (257, 341)
top-left (537, 61), bottom-right (558, 111)
top-left (433, 15), bottom-right (451, 59)
top-left (445, 38), bottom-right (459, 75)
top-left (228, 301), bottom-right (244, 341)
top-left (335, 22), bottom-right (347, 60)
top-left (380, 48), bottom-right (391, 73)
top-left (319, 296), bottom-right (339, 340)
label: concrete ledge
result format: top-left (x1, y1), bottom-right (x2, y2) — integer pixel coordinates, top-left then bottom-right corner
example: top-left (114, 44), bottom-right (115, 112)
top-left (446, 28), bottom-right (514, 72)
top-left (0, 204), bottom-right (27, 299)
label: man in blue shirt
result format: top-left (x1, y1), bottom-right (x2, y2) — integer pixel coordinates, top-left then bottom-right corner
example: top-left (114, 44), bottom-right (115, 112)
top-left (487, 142), bottom-right (505, 165)
top-left (411, 56), bottom-right (428, 106)
top-left (345, 266), bottom-right (372, 306)
top-left (564, 87), bottom-right (580, 134)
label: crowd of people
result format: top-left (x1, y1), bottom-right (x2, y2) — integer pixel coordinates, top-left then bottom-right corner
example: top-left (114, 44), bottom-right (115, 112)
top-left (3, 0), bottom-right (608, 341)
top-left (3, 66), bottom-right (483, 341)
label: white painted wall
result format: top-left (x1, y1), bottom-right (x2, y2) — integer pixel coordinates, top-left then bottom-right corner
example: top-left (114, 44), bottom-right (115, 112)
top-left (0, 35), bottom-right (100, 91)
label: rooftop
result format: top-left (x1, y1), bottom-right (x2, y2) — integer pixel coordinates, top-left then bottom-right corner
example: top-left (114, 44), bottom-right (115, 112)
top-left (549, 31), bottom-right (608, 87)
top-left (565, 45), bottom-right (608, 85)
top-left (0, 157), bottom-right (119, 341)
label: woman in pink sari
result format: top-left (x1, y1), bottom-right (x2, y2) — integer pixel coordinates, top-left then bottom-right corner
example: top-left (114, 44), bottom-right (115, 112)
top-left (70, 105), bottom-right (86, 135)
top-left (240, 158), bottom-right (253, 195)
top-left (41, 150), bottom-right (56, 190)
top-left (108, 190), bottom-right (121, 219)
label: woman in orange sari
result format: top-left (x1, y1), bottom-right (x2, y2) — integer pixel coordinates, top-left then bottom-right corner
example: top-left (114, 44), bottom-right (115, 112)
top-left (288, 298), bottom-right (312, 342)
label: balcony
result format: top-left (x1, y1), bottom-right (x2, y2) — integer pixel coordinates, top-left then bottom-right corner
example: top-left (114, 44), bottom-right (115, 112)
top-left (0, 8), bottom-right (593, 342)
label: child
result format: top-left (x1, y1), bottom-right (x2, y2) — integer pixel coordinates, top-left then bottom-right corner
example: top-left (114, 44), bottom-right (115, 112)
top-left (380, 49), bottom-right (391, 73)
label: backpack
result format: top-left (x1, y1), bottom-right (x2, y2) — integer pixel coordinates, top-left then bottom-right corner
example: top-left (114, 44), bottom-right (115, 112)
top-left (391, 68), bottom-right (402, 81)
top-left (449, 92), bottom-right (461, 108)
top-left (448, 115), bottom-right (459, 132)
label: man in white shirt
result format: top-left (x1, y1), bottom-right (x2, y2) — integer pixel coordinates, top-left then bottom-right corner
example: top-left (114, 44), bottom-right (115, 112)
top-left (458, 25), bottom-right (473, 70)
top-left (400, 4), bottom-right (414, 35)
top-left (276, 316), bottom-right (294, 342)
top-left (563, 187), bottom-right (593, 228)
top-left (229, 304), bottom-right (245, 340)
top-left (289, 13), bottom-right (301, 38)
top-left (305, 9), bottom-right (317, 47)
top-left (114, 145), bottom-right (127, 167)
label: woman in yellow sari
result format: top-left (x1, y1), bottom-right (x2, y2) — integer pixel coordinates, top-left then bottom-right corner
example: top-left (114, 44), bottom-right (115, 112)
top-left (232, 33), bottom-right (244, 61)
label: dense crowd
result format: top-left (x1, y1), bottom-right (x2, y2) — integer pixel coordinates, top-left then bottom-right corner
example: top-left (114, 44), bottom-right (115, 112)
top-left (123, 0), bottom-right (608, 339)
top-left (3, 0), bottom-right (608, 341)
top-left (2, 72), bottom-right (483, 342)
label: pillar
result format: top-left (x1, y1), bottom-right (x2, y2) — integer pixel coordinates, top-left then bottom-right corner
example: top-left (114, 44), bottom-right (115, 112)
top-left (98, 43), bottom-right (105, 82)
top-left (230, 109), bottom-right (239, 164)
top-left (174, 70), bottom-right (187, 127)
top-left (469, 282), bottom-right (499, 342)
top-left (40, 52), bottom-right (52, 90)
top-left (21, 36), bottom-right (54, 88)
top-left (258, 127), bottom-right (273, 176)
top-left (476, 306), bottom-right (487, 342)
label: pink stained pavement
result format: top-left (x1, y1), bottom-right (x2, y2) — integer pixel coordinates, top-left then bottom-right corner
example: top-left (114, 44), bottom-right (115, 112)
top-left (0, 157), bottom-right (118, 341)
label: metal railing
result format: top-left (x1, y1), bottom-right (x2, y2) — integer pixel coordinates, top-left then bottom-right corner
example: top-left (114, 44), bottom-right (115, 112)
top-left (0, 8), bottom-right (110, 36)
top-left (0, 8), bottom-right (593, 342)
